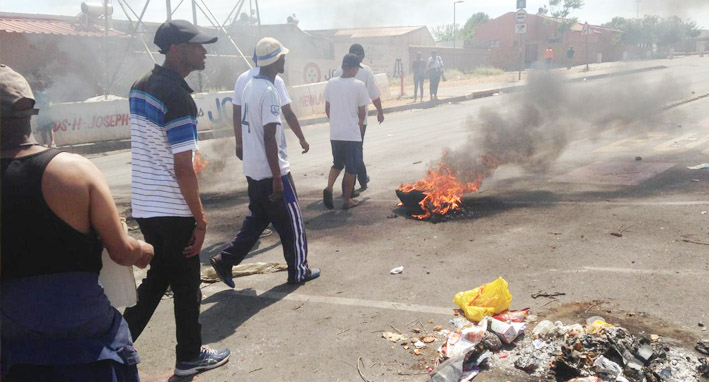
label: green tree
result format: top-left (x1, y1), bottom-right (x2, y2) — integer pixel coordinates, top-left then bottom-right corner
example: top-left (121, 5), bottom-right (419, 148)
top-left (548, 0), bottom-right (584, 19)
top-left (459, 12), bottom-right (490, 41)
top-left (547, 0), bottom-right (584, 41)
top-left (602, 15), bottom-right (700, 51)
top-left (431, 24), bottom-right (456, 42)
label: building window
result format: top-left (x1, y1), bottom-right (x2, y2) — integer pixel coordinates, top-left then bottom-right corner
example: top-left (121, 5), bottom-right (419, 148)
top-left (489, 41), bottom-right (500, 48)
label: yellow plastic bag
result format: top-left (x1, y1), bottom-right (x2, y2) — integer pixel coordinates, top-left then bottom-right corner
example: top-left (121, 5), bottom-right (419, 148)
top-left (588, 320), bottom-right (613, 334)
top-left (454, 277), bottom-right (513, 322)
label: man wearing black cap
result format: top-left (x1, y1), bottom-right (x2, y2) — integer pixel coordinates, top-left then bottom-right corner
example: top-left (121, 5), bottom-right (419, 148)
top-left (123, 20), bottom-right (230, 377)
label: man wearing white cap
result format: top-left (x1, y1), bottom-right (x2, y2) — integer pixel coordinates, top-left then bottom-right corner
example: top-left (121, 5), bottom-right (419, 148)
top-left (231, 48), bottom-right (311, 238)
top-left (210, 37), bottom-right (320, 288)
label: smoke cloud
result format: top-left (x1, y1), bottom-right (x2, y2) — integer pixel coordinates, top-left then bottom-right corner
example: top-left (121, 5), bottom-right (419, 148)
top-left (639, 0), bottom-right (709, 18)
top-left (441, 69), bottom-right (687, 184)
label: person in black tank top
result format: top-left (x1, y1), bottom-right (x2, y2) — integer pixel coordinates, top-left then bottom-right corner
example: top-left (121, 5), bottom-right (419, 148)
top-left (0, 64), bottom-right (154, 381)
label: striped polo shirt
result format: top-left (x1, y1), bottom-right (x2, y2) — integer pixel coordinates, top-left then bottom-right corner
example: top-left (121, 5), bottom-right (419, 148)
top-left (129, 65), bottom-right (198, 218)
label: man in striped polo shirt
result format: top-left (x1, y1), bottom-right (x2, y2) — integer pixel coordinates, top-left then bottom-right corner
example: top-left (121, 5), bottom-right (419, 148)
top-left (124, 20), bottom-right (229, 377)
top-left (210, 37), bottom-right (320, 287)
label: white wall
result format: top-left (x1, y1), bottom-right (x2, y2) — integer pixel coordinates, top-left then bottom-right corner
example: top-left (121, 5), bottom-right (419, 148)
top-left (47, 73), bottom-right (390, 146)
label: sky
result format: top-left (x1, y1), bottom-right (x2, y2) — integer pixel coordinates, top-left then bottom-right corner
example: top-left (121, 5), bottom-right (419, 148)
top-left (3, 0), bottom-right (708, 30)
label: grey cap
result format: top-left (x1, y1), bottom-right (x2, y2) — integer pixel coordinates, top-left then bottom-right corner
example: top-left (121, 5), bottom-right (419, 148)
top-left (154, 20), bottom-right (218, 54)
top-left (0, 64), bottom-right (39, 119)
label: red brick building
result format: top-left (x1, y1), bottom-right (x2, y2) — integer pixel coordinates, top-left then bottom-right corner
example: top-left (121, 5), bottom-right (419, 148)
top-left (473, 12), bottom-right (621, 70)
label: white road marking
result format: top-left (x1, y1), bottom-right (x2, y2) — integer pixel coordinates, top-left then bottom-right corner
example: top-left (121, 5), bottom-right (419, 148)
top-left (507, 200), bottom-right (709, 206)
top-left (298, 197), bottom-right (709, 207)
top-left (552, 266), bottom-right (707, 276)
top-left (653, 133), bottom-right (703, 152)
top-left (202, 264), bottom-right (707, 314)
top-left (205, 284), bottom-right (454, 315)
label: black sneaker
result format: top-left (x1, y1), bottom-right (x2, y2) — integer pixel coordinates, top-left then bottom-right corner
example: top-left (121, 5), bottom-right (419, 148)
top-left (210, 256), bottom-right (234, 288)
top-left (174, 346), bottom-right (230, 376)
top-left (288, 268), bottom-right (321, 285)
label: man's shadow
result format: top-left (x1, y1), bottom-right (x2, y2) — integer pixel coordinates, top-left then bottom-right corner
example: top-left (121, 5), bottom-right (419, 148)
top-left (199, 283), bottom-right (301, 344)
top-left (165, 283), bottom-right (300, 382)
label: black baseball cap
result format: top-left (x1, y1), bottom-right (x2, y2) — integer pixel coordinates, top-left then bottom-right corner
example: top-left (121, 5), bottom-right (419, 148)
top-left (341, 53), bottom-right (363, 69)
top-left (349, 43), bottom-right (365, 57)
top-left (154, 20), bottom-right (218, 54)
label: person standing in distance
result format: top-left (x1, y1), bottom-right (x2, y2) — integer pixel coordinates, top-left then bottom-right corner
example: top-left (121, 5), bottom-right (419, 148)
top-left (412, 51), bottom-right (426, 103)
top-left (333, 43), bottom-right (384, 195)
top-left (210, 37), bottom-right (320, 288)
top-left (426, 50), bottom-right (444, 101)
top-left (123, 20), bottom-right (230, 377)
top-left (322, 54), bottom-right (371, 210)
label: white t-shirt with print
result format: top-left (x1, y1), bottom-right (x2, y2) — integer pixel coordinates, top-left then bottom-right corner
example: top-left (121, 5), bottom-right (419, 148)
top-left (323, 76), bottom-right (370, 142)
top-left (233, 67), bottom-right (291, 107)
top-left (241, 76), bottom-right (290, 180)
top-left (333, 64), bottom-right (381, 126)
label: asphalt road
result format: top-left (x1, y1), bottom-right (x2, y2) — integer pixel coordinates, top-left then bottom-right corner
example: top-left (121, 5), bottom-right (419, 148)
top-left (92, 57), bottom-right (709, 382)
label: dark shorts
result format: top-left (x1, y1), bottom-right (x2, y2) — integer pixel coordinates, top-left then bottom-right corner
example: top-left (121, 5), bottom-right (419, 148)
top-left (331, 140), bottom-right (362, 174)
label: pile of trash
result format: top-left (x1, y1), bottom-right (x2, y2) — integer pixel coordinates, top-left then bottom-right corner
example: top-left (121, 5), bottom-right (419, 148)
top-left (422, 277), bottom-right (708, 382)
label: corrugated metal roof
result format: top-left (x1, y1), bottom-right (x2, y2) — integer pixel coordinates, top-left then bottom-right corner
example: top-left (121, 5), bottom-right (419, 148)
top-left (310, 26), bottom-right (426, 38)
top-left (0, 16), bottom-right (126, 37)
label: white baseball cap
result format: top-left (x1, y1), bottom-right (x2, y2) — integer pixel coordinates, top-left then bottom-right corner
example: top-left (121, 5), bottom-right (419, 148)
top-left (255, 37), bottom-right (289, 67)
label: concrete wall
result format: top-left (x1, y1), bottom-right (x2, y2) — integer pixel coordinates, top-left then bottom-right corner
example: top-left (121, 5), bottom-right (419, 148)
top-left (327, 28), bottom-right (436, 77)
top-left (45, 73), bottom-right (390, 146)
top-left (408, 46), bottom-right (491, 72)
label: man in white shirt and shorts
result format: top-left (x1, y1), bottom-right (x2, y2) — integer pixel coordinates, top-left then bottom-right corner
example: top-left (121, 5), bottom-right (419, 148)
top-left (333, 44), bottom-right (384, 196)
top-left (210, 37), bottom-right (320, 287)
top-left (322, 54), bottom-right (371, 210)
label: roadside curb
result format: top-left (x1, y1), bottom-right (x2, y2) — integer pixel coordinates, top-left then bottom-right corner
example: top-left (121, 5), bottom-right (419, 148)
top-left (65, 65), bottom-right (668, 155)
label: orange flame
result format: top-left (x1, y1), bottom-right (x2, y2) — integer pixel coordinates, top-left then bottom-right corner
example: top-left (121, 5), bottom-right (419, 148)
top-left (193, 151), bottom-right (209, 175)
top-left (397, 155), bottom-right (500, 220)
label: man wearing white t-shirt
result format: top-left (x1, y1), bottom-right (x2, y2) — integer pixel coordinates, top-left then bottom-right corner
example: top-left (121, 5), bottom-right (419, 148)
top-left (231, 58), bottom-right (309, 160)
top-left (232, 54), bottom-right (310, 238)
top-left (322, 54), bottom-right (371, 210)
top-left (210, 37), bottom-right (320, 287)
top-left (333, 44), bottom-right (384, 195)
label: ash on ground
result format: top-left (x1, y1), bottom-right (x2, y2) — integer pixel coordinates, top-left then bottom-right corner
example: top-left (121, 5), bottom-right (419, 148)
top-left (431, 315), bottom-right (707, 382)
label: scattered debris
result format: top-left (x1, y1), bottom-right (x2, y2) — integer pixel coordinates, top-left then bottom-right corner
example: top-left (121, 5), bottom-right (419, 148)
top-left (682, 238), bottom-right (709, 246)
top-left (611, 225), bottom-right (633, 238)
top-left (493, 308), bottom-right (529, 322)
top-left (200, 262), bottom-right (287, 282)
top-left (692, 179), bottom-right (700, 182)
top-left (382, 332), bottom-right (408, 343)
top-left (357, 357), bottom-right (373, 382)
top-left (433, 325), bottom-right (443, 332)
top-left (386, 213), bottom-right (399, 219)
top-left (390, 266), bottom-right (404, 274)
top-left (532, 291), bottom-right (567, 299)
top-left (697, 340), bottom-right (709, 355)
top-left (635, 156), bottom-right (642, 161)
